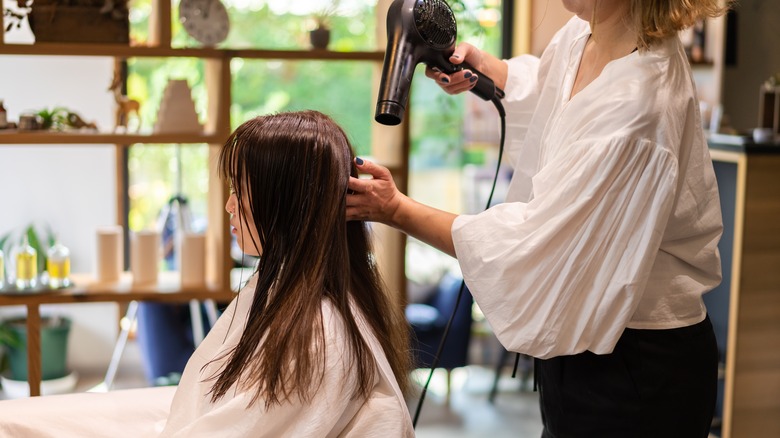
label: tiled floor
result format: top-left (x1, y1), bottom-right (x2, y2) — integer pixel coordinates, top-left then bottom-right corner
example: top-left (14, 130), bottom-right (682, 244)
top-left (411, 366), bottom-right (544, 438)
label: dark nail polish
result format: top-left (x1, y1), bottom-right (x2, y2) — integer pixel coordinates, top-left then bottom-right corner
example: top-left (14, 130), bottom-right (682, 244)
top-left (464, 71), bottom-right (472, 79)
top-left (469, 75), bottom-right (477, 83)
top-left (441, 77), bottom-right (449, 83)
top-left (356, 157), bottom-right (364, 165)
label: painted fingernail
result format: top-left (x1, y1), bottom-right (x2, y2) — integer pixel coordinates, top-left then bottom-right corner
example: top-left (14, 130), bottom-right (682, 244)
top-left (464, 71), bottom-right (472, 79)
top-left (452, 54), bottom-right (461, 59)
top-left (469, 75), bottom-right (477, 83)
top-left (441, 77), bottom-right (450, 83)
top-left (356, 157), bottom-right (364, 165)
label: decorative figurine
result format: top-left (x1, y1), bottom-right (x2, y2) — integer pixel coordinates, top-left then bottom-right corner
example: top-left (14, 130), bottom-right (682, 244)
top-left (66, 112), bottom-right (98, 131)
top-left (108, 58), bottom-right (141, 133)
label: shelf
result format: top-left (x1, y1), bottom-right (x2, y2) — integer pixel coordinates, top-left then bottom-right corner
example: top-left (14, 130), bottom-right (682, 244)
top-left (0, 272), bottom-right (236, 306)
top-left (688, 58), bottom-right (714, 68)
top-left (0, 43), bottom-right (384, 62)
top-left (230, 48), bottom-right (384, 62)
top-left (0, 130), bottom-right (225, 145)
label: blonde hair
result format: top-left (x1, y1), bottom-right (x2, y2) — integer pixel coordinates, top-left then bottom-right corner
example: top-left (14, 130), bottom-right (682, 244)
top-left (629, 0), bottom-right (733, 50)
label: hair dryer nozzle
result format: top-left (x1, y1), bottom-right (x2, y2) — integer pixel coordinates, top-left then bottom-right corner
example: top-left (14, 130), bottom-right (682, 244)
top-left (376, 0), bottom-right (503, 126)
top-left (375, 101), bottom-right (404, 126)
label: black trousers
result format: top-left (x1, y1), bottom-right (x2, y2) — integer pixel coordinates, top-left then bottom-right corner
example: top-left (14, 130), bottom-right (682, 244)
top-left (537, 315), bottom-right (718, 438)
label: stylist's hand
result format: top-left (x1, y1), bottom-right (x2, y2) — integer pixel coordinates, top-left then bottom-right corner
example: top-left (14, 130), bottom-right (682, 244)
top-left (347, 158), bottom-right (405, 225)
top-left (425, 42), bottom-right (485, 95)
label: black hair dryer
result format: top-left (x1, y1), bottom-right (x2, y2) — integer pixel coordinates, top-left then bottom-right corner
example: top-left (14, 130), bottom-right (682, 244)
top-left (375, 0), bottom-right (504, 126)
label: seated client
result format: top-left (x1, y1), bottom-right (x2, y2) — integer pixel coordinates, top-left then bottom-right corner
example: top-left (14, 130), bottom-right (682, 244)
top-left (159, 110), bottom-right (414, 436)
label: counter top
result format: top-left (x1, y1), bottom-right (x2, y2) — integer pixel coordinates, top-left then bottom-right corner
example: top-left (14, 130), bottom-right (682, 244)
top-left (707, 133), bottom-right (780, 154)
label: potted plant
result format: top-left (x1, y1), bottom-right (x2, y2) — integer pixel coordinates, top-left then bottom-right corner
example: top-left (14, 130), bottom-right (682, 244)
top-left (0, 315), bottom-right (72, 382)
top-left (309, 1), bottom-right (340, 50)
top-left (0, 224), bottom-right (75, 397)
top-left (0, 323), bottom-right (20, 375)
top-left (35, 107), bottom-right (69, 131)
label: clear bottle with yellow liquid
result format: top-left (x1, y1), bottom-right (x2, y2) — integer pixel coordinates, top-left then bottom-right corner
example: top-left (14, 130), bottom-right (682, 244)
top-left (16, 235), bottom-right (37, 289)
top-left (47, 238), bottom-right (71, 288)
top-left (0, 248), bottom-right (5, 289)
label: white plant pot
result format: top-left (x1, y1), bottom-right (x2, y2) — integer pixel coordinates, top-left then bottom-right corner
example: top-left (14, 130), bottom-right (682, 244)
top-left (1, 371), bottom-right (78, 399)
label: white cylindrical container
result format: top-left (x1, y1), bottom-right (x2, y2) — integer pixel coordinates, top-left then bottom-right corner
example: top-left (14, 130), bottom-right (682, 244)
top-left (96, 226), bottom-right (123, 283)
top-left (131, 230), bottom-right (160, 286)
top-left (180, 232), bottom-right (207, 289)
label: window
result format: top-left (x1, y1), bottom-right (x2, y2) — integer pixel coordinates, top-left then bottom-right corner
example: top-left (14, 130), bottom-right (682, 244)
top-left (124, 0), bottom-right (506, 279)
top-left (406, 0), bottom-right (506, 282)
top-left (126, 0), bottom-right (378, 265)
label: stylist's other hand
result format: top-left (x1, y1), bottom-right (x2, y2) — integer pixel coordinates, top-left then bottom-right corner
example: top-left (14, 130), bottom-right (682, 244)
top-left (347, 158), bottom-right (404, 225)
top-left (425, 42), bottom-right (484, 95)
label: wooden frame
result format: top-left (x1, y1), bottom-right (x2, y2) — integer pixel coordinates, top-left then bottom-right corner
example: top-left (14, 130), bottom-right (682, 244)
top-left (710, 146), bottom-right (780, 438)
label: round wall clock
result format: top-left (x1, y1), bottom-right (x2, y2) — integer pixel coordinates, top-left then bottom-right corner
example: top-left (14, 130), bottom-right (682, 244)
top-left (179, 0), bottom-right (230, 47)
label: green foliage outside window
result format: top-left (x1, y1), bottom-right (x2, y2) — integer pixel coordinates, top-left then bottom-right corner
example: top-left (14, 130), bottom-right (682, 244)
top-left (125, 0), bottom-right (502, 232)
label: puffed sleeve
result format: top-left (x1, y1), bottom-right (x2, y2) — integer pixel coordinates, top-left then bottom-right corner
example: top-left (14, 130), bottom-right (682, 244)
top-left (501, 55), bottom-right (541, 172)
top-left (452, 137), bottom-right (679, 358)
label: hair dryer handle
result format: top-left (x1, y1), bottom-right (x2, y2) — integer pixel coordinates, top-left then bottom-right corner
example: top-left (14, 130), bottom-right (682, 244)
top-left (439, 61), bottom-right (505, 101)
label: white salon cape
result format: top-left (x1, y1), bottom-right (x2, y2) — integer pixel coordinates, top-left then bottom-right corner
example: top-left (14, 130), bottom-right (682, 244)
top-left (452, 17), bottom-right (723, 359)
top-left (158, 274), bottom-right (414, 437)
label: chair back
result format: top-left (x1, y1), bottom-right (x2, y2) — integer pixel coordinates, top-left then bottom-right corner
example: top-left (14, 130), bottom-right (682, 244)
top-left (411, 272), bottom-right (473, 369)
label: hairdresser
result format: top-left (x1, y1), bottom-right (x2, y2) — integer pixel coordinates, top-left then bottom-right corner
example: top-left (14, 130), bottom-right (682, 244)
top-left (347, 0), bottom-right (730, 436)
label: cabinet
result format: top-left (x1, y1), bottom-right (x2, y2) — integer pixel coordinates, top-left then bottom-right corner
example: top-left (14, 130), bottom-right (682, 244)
top-left (0, 1), bottom-right (409, 396)
top-left (708, 143), bottom-right (780, 438)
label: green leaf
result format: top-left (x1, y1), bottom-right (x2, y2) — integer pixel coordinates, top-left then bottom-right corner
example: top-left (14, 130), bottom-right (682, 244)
top-left (24, 224), bottom-right (47, 273)
top-left (46, 224), bottom-right (56, 247)
top-left (0, 231), bottom-right (12, 255)
top-left (0, 323), bottom-right (21, 349)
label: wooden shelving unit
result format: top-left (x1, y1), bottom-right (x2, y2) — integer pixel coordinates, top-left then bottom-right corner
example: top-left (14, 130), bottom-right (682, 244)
top-left (0, 130), bottom-right (224, 145)
top-left (0, 272), bottom-right (236, 307)
top-left (0, 41), bottom-right (384, 61)
top-left (0, 0), bottom-right (409, 398)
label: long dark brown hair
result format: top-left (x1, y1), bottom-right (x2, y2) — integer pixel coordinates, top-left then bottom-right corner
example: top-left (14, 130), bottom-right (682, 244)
top-left (212, 110), bottom-right (411, 408)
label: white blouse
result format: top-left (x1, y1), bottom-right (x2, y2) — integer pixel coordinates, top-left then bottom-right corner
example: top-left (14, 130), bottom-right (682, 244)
top-left (159, 275), bottom-right (413, 437)
top-left (452, 17), bottom-right (723, 359)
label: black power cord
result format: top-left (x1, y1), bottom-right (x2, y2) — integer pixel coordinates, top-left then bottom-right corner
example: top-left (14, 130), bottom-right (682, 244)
top-left (412, 94), bottom-right (508, 428)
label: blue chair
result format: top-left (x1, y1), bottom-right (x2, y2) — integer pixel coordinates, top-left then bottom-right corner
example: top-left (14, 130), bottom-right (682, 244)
top-left (405, 273), bottom-right (473, 403)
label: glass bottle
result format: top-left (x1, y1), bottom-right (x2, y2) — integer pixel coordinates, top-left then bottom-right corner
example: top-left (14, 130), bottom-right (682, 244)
top-left (16, 235), bottom-right (37, 289)
top-left (47, 238), bottom-right (71, 288)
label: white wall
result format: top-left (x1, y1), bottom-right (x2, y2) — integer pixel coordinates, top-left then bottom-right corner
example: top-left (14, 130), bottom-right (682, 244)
top-left (722, 0), bottom-right (780, 131)
top-left (530, 0), bottom-right (573, 56)
top-left (0, 55), bottom-right (123, 373)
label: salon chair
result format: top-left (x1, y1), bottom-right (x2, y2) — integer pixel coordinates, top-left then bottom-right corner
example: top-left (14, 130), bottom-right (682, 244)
top-left (405, 272), bottom-right (473, 403)
top-left (488, 348), bottom-right (534, 404)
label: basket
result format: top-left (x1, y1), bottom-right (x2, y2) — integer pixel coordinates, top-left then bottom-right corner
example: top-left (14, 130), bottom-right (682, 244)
top-left (28, 2), bottom-right (129, 44)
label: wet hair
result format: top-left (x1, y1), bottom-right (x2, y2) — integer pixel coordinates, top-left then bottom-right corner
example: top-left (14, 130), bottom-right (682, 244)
top-left (629, 0), bottom-right (733, 50)
top-left (212, 110), bottom-right (411, 408)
